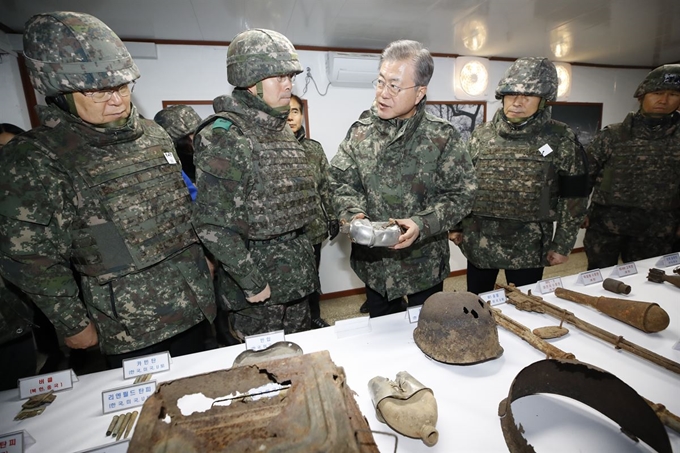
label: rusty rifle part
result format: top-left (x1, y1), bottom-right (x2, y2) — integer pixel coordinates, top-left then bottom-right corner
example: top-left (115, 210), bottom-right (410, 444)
top-left (647, 268), bottom-right (680, 289)
top-left (496, 283), bottom-right (680, 375)
top-left (554, 287), bottom-right (670, 333)
top-left (492, 308), bottom-right (575, 360)
top-left (110, 412), bottom-right (126, 438)
top-left (492, 306), bottom-right (680, 435)
top-left (117, 412), bottom-right (132, 441)
top-left (106, 415), bottom-right (119, 436)
top-left (602, 278), bottom-right (631, 295)
top-left (124, 411), bottom-right (138, 439)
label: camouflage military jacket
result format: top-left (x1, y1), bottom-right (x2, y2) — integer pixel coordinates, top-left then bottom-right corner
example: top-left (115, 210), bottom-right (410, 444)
top-left (295, 127), bottom-right (336, 245)
top-left (0, 105), bottom-right (216, 355)
top-left (192, 90), bottom-right (317, 307)
top-left (460, 108), bottom-right (587, 269)
top-left (586, 110), bottom-right (680, 236)
top-left (330, 100), bottom-right (477, 300)
top-left (589, 110), bottom-right (680, 210)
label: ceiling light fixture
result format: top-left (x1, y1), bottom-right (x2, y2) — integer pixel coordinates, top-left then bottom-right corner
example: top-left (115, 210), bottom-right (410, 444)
top-left (454, 57), bottom-right (489, 100)
top-left (554, 62), bottom-right (572, 100)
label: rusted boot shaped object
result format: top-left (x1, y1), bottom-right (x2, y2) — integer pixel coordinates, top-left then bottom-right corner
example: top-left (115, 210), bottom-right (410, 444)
top-left (368, 371), bottom-right (438, 447)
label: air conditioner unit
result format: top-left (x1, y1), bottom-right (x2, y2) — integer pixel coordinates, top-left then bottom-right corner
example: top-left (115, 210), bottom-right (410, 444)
top-left (325, 51), bottom-right (380, 88)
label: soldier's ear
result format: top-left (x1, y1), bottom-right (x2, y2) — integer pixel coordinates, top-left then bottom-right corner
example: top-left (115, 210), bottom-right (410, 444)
top-left (415, 86), bottom-right (427, 104)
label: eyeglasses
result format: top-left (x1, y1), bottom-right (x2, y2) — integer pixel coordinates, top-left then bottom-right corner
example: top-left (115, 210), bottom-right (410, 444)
top-left (81, 81), bottom-right (136, 103)
top-left (275, 73), bottom-right (297, 83)
top-left (372, 78), bottom-right (419, 96)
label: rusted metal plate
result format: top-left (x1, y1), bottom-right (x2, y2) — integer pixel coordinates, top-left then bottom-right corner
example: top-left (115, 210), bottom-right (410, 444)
top-left (129, 350), bottom-right (378, 452)
top-left (498, 359), bottom-right (671, 453)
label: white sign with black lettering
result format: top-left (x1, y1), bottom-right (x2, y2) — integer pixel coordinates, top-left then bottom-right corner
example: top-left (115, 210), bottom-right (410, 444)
top-left (576, 269), bottom-right (603, 286)
top-left (479, 289), bottom-right (507, 306)
top-left (655, 253), bottom-right (680, 268)
top-left (407, 306), bottom-right (422, 323)
top-left (244, 330), bottom-right (285, 351)
top-left (610, 262), bottom-right (637, 278)
top-left (536, 277), bottom-right (563, 294)
top-left (122, 352), bottom-right (170, 380)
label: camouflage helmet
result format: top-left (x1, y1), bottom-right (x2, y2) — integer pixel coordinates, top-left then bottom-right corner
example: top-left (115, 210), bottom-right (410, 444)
top-left (633, 64), bottom-right (680, 98)
top-left (154, 105), bottom-right (202, 141)
top-left (227, 28), bottom-right (303, 88)
top-left (495, 57), bottom-right (558, 101)
top-left (413, 292), bottom-right (503, 365)
top-left (22, 11), bottom-right (140, 96)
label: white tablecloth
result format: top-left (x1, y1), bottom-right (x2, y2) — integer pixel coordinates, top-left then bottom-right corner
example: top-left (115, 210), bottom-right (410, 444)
top-left (1, 256), bottom-right (679, 452)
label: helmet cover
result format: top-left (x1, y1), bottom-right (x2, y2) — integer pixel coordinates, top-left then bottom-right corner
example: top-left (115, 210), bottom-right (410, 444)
top-left (22, 11), bottom-right (139, 96)
top-left (495, 57), bottom-right (557, 101)
top-left (154, 105), bottom-right (202, 141)
top-left (227, 28), bottom-right (302, 88)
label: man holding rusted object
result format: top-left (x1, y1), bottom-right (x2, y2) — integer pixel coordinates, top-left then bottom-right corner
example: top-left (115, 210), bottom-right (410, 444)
top-left (330, 40), bottom-right (477, 317)
top-left (584, 64), bottom-right (680, 269)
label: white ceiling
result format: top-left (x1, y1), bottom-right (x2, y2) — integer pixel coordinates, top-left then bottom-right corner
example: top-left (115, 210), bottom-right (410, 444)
top-left (1, 0), bottom-right (679, 67)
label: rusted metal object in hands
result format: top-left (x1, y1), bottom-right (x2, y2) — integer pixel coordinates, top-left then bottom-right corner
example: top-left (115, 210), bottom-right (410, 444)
top-left (129, 350), bottom-right (379, 452)
top-left (498, 359), bottom-right (672, 453)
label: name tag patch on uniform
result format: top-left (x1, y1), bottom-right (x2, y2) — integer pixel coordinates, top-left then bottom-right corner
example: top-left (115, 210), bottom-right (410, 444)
top-left (163, 152), bottom-right (177, 164)
top-left (538, 144), bottom-right (553, 156)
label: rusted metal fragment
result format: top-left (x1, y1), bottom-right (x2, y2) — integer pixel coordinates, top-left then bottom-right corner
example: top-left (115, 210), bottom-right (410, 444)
top-left (129, 350), bottom-right (379, 452)
top-left (498, 359), bottom-right (671, 453)
top-left (232, 341), bottom-right (303, 367)
top-left (531, 326), bottom-right (568, 339)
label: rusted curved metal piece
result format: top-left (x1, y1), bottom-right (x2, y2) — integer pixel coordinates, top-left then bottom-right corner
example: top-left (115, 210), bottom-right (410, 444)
top-left (498, 359), bottom-right (671, 453)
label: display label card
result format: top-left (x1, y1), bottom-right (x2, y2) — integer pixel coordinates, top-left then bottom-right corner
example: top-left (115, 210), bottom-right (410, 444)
top-left (75, 440), bottom-right (129, 453)
top-left (245, 330), bottom-right (285, 351)
top-left (163, 152), bottom-right (177, 164)
top-left (655, 253), bottom-right (680, 268)
top-left (123, 352), bottom-right (170, 380)
top-left (538, 144), bottom-right (553, 156)
top-left (335, 316), bottom-right (372, 339)
top-left (0, 431), bottom-right (21, 453)
top-left (102, 381), bottom-right (157, 414)
top-left (18, 369), bottom-right (76, 400)
top-left (536, 277), bottom-right (563, 294)
top-left (407, 306), bottom-right (422, 323)
top-left (576, 269), bottom-right (603, 286)
top-left (479, 289), bottom-right (507, 306)
top-left (610, 262), bottom-right (637, 278)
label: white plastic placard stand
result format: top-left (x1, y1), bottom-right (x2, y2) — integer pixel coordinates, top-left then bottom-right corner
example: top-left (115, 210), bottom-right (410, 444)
top-left (535, 277), bottom-right (563, 294)
top-left (609, 262), bottom-right (638, 278)
top-left (655, 253), bottom-right (680, 268)
top-left (244, 330), bottom-right (285, 351)
top-left (479, 289), bottom-right (507, 306)
top-left (576, 269), bottom-right (603, 286)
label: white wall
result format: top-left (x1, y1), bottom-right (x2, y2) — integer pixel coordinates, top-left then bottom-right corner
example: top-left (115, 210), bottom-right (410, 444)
top-left (0, 42), bottom-right (648, 295)
top-left (0, 53), bottom-right (31, 130)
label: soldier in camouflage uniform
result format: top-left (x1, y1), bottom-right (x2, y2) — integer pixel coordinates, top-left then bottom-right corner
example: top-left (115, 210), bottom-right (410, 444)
top-left (192, 29), bottom-right (319, 339)
top-left (287, 94), bottom-right (339, 328)
top-left (584, 64), bottom-right (680, 269)
top-left (154, 104), bottom-right (202, 182)
top-left (0, 12), bottom-right (216, 368)
top-left (453, 57), bottom-right (588, 294)
top-left (0, 277), bottom-right (36, 390)
top-left (330, 40), bottom-right (477, 318)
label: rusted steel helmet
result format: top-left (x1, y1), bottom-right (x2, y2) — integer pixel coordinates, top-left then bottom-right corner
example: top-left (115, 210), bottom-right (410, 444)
top-left (414, 291), bottom-right (503, 364)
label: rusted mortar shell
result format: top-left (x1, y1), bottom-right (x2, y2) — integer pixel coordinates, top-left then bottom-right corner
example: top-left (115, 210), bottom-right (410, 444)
top-left (603, 278), bottom-right (631, 295)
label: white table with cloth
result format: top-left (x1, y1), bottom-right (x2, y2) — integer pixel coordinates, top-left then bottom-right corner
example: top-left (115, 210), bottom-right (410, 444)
top-left (0, 255), bottom-right (679, 452)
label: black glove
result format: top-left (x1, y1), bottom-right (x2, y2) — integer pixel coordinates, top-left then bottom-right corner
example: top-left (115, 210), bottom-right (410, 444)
top-left (328, 219), bottom-right (340, 240)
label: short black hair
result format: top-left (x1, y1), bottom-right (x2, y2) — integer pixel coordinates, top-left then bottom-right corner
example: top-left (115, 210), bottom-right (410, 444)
top-left (290, 94), bottom-right (304, 113)
top-left (0, 123), bottom-right (26, 135)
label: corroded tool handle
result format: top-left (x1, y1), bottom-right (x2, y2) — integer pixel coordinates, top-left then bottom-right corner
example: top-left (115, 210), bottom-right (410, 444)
top-left (492, 308), bottom-right (574, 360)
